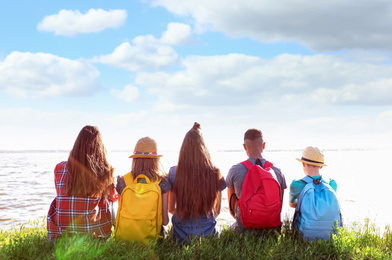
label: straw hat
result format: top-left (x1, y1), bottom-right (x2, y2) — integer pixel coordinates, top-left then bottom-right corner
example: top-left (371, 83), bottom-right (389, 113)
top-left (296, 146), bottom-right (327, 166)
top-left (129, 137), bottom-right (163, 159)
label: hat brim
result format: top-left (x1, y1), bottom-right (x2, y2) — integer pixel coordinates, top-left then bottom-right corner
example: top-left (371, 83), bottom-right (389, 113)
top-left (296, 158), bottom-right (327, 167)
top-left (129, 154), bottom-right (163, 159)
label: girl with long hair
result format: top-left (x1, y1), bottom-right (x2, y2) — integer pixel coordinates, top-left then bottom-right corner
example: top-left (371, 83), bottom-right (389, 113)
top-left (168, 122), bottom-right (226, 243)
top-left (115, 137), bottom-right (170, 242)
top-left (47, 125), bottom-right (115, 241)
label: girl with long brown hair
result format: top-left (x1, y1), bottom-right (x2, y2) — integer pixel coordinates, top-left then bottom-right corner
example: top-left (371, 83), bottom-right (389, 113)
top-left (115, 137), bottom-right (170, 243)
top-left (168, 122), bottom-right (226, 243)
top-left (47, 125), bottom-right (115, 241)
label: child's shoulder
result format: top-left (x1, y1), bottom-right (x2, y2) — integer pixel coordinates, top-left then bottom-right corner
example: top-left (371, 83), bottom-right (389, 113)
top-left (55, 161), bottom-right (67, 174)
top-left (289, 178), bottom-right (307, 193)
top-left (290, 178), bottom-right (306, 187)
top-left (327, 178), bottom-right (338, 192)
top-left (159, 176), bottom-right (172, 194)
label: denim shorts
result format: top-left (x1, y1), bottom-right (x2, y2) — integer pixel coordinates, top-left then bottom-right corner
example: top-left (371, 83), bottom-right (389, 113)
top-left (171, 213), bottom-right (217, 243)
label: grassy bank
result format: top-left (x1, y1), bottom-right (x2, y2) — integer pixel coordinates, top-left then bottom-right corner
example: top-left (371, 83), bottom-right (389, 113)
top-left (1, 218), bottom-right (391, 260)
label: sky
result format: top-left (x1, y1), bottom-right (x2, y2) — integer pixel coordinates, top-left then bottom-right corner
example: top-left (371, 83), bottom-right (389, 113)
top-left (1, 0), bottom-right (392, 152)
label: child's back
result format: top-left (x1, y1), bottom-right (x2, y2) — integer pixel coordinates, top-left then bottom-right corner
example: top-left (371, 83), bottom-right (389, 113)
top-left (114, 137), bottom-right (170, 244)
top-left (116, 172), bottom-right (163, 243)
top-left (289, 146), bottom-right (342, 240)
top-left (293, 175), bottom-right (342, 240)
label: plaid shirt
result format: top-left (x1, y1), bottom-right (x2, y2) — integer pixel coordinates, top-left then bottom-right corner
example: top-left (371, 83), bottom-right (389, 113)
top-left (47, 161), bottom-right (112, 240)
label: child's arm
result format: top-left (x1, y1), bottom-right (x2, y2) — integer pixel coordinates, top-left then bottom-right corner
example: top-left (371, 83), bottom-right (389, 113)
top-left (116, 175), bottom-right (126, 195)
top-left (280, 189), bottom-right (285, 206)
top-left (168, 190), bottom-right (176, 214)
top-left (289, 179), bottom-right (303, 208)
top-left (289, 200), bottom-right (297, 208)
top-left (227, 188), bottom-right (237, 218)
top-left (213, 191), bottom-right (222, 218)
top-left (162, 193), bottom-right (169, 225)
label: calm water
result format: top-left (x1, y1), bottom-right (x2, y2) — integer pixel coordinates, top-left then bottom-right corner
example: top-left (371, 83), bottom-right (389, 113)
top-left (1, 149), bottom-right (391, 231)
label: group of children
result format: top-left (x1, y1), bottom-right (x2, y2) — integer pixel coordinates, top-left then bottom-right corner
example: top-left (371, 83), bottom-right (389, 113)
top-left (47, 123), bottom-right (342, 244)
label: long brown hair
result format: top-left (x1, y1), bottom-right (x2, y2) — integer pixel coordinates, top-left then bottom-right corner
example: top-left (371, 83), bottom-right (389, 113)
top-left (64, 125), bottom-right (114, 197)
top-left (173, 122), bottom-right (222, 219)
top-left (131, 158), bottom-right (163, 182)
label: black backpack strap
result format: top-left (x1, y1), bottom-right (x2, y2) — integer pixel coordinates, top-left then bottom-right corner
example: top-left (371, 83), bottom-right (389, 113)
top-left (255, 158), bottom-right (263, 167)
top-left (301, 175), bottom-right (321, 185)
top-left (306, 175), bottom-right (322, 185)
top-left (229, 193), bottom-right (238, 212)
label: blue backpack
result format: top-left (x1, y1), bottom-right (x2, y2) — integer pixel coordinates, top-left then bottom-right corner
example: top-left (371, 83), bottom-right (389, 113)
top-left (293, 176), bottom-right (343, 241)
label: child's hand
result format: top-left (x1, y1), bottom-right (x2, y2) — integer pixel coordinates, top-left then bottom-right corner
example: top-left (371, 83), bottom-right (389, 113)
top-left (116, 175), bottom-right (126, 195)
top-left (110, 187), bottom-right (119, 202)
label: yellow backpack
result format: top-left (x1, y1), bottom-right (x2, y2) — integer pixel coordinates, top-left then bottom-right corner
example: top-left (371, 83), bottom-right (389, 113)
top-left (115, 172), bottom-right (162, 244)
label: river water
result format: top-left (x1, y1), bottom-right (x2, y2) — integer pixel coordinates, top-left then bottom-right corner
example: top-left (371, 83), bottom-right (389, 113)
top-left (1, 149), bottom-right (391, 232)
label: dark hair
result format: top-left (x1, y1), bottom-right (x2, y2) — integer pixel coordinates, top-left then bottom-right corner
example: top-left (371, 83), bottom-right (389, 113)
top-left (173, 122), bottom-right (222, 219)
top-left (65, 125), bottom-right (114, 197)
top-left (244, 128), bottom-right (263, 141)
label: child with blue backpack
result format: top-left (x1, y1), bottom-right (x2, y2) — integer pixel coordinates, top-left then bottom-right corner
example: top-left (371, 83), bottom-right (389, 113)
top-left (289, 146), bottom-right (342, 241)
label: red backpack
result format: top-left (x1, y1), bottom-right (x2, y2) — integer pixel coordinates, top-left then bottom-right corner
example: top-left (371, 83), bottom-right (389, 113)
top-left (237, 160), bottom-right (282, 228)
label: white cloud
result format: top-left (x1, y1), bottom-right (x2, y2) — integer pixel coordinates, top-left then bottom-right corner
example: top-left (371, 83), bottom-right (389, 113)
top-left (94, 22), bottom-right (194, 71)
top-left (161, 23), bottom-right (193, 45)
top-left (320, 79), bottom-right (392, 105)
top-left (95, 35), bottom-right (179, 71)
top-left (134, 53), bottom-right (392, 109)
top-left (0, 51), bottom-right (100, 98)
top-left (2, 104), bottom-right (392, 152)
top-left (111, 84), bottom-right (140, 102)
top-left (115, 51), bottom-right (392, 150)
top-left (37, 9), bottom-right (127, 36)
top-left (150, 0), bottom-right (392, 51)
top-left (379, 110), bottom-right (392, 118)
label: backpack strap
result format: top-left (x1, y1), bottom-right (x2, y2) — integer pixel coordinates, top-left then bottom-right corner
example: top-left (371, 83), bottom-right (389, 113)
top-left (241, 159), bottom-right (254, 170)
top-left (133, 174), bottom-right (151, 184)
top-left (241, 159), bottom-right (273, 170)
top-left (124, 172), bottom-right (162, 186)
top-left (229, 193), bottom-right (238, 213)
top-left (295, 181), bottom-right (314, 215)
top-left (301, 175), bottom-right (322, 185)
top-left (123, 172), bottom-right (133, 186)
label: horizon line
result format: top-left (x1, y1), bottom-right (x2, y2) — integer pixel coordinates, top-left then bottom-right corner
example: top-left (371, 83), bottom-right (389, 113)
top-left (0, 147), bottom-right (380, 153)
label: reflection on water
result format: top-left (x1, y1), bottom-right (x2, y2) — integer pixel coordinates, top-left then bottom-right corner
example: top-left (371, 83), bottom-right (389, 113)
top-left (1, 149), bottom-right (392, 232)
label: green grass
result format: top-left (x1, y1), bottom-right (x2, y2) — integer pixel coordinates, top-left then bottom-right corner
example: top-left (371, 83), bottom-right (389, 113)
top-left (1, 218), bottom-right (391, 260)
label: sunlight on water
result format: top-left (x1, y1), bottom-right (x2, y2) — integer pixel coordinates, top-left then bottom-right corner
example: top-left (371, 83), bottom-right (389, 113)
top-left (1, 149), bottom-right (391, 231)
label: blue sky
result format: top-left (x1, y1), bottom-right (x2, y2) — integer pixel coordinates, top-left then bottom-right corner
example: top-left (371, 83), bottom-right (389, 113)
top-left (1, 0), bottom-right (392, 152)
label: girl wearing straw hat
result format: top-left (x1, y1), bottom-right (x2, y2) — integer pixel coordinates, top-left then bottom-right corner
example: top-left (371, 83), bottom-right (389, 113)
top-left (168, 122), bottom-right (226, 244)
top-left (115, 137), bottom-right (171, 242)
top-left (289, 146), bottom-right (337, 208)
